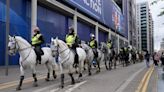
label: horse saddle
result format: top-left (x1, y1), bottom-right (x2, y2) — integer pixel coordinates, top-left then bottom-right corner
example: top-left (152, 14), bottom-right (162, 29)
top-left (34, 47), bottom-right (44, 56)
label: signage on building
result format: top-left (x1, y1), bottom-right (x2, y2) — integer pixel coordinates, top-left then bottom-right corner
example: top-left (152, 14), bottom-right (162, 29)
top-left (62, 0), bottom-right (127, 37)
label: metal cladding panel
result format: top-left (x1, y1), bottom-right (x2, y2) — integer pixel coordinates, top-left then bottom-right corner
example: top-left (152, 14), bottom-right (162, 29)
top-left (0, 0), bottom-right (68, 66)
top-left (98, 30), bottom-right (108, 43)
top-left (37, 5), bottom-right (67, 44)
top-left (0, 0), bottom-right (31, 65)
top-left (123, 0), bottom-right (128, 39)
top-left (77, 21), bottom-right (95, 42)
top-left (0, 22), bottom-right (5, 65)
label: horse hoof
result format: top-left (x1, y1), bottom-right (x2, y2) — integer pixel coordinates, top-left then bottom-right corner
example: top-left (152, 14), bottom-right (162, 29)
top-left (53, 75), bottom-right (57, 79)
top-left (60, 85), bottom-right (64, 89)
top-left (33, 83), bottom-right (38, 87)
top-left (16, 87), bottom-right (21, 91)
top-left (88, 73), bottom-right (92, 76)
top-left (71, 82), bottom-right (75, 85)
top-left (79, 73), bottom-right (82, 78)
top-left (45, 78), bottom-right (50, 81)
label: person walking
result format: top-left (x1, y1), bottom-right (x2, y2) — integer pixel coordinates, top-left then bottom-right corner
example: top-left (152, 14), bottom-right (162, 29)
top-left (145, 50), bottom-right (150, 68)
top-left (160, 52), bottom-right (164, 65)
top-left (154, 52), bottom-right (160, 66)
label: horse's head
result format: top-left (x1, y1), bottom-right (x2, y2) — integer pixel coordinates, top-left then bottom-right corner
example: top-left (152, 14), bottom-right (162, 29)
top-left (8, 36), bottom-right (18, 55)
top-left (50, 37), bottom-right (59, 57)
top-left (81, 43), bottom-right (90, 53)
top-left (100, 42), bottom-right (106, 53)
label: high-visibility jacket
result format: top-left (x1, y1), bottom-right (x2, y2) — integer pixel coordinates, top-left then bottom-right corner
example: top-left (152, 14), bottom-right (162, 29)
top-left (32, 34), bottom-right (42, 45)
top-left (107, 42), bottom-right (112, 49)
top-left (120, 48), bottom-right (123, 52)
top-left (89, 39), bottom-right (96, 48)
top-left (66, 34), bottom-right (76, 47)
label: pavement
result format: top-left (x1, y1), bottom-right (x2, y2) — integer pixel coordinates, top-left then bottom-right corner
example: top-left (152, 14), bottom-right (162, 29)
top-left (157, 66), bottom-right (164, 92)
top-left (0, 61), bottom-right (162, 92)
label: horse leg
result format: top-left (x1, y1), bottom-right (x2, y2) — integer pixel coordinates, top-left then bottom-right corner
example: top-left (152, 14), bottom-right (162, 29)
top-left (16, 66), bottom-right (24, 91)
top-left (78, 60), bottom-right (83, 81)
top-left (88, 62), bottom-right (92, 76)
top-left (105, 60), bottom-right (108, 70)
top-left (108, 60), bottom-right (111, 70)
top-left (97, 60), bottom-right (100, 73)
top-left (59, 64), bottom-right (65, 88)
top-left (69, 73), bottom-right (75, 85)
top-left (31, 65), bottom-right (38, 87)
top-left (52, 65), bottom-right (57, 79)
top-left (114, 57), bottom-right (116, 69)
top-left (45, 63), bottom-right (51, 81)
top-left (84, 60), bottom-right (87, 71)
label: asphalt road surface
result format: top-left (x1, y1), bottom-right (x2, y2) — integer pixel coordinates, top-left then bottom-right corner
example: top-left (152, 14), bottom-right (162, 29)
top-left (0, 62), bottom-right (159, 92)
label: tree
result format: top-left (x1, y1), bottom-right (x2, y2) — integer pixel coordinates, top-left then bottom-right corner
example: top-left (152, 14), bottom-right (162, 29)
top-left (151, 0), bottom-right (164, 16)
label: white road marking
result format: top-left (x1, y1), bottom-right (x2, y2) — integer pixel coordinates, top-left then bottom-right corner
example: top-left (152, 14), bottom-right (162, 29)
top-left (33, 80), bottom-right (69, 92)
top-left (33, 85), bottom-right (56, 92)
top-left (65, 81), bottom-right (87, 92)
top-left (115, 67), bottom-right (145, 92)
top-left (49, 88), bottom-right (60, 92)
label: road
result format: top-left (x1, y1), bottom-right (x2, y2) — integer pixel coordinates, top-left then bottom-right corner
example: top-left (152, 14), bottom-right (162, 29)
top-left (0, 62), bottom-right (160, 92)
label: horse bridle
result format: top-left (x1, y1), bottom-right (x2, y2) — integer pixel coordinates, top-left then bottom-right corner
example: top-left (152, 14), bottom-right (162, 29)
top-left (52, 42), bottom-right (71, 63)
top-left (9, 37), bottom-right (32, 64)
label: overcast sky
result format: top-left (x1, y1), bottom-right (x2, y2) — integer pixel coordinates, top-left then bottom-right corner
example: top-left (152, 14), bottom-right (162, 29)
top-left (136, 0), bottom-right (164, 51)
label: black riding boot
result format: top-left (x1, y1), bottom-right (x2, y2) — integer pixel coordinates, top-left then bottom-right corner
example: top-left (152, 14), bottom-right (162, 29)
top-left (36, 55), bottom-right (41, 64)
top-left (34, 46), bottom-right (42, 64)
top-left (73, 49), bottom-right (79, 68)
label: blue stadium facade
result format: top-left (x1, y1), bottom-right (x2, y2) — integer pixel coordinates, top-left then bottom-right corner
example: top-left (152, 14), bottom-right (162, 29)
top-left (0, 0), bottom-right (128, 66)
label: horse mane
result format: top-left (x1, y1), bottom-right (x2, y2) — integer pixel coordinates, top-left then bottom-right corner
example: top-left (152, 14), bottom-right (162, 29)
top-left (57, 39), bottom-right (68, 48)
top-left (15, 36), bottom-right (31, 47)
top-left (82, 43), bottom-right (90, 49)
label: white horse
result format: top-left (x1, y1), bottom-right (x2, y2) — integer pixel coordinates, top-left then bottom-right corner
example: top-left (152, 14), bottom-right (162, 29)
top-left (81, 43), bottom-right (94, 75)
top-left (8, 36), bottom-right (57, 90)
top-left (50, 38), bottom-right (86, 88)
top-left (100, 42), bottom-right (112, 70)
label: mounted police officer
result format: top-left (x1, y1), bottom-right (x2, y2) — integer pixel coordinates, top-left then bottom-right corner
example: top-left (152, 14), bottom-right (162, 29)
top-left (89, 34), bottom-right (98, 58)
top-left (31, 26), bottom-right (44, 64)
top-left (106, 39), bottom-right (113, 49)
top-left (65, 26), bottom-right (80, 67)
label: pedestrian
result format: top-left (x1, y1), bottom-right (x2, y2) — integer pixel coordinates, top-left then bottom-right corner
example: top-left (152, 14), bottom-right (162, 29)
top-left (154, 52), bottom-right (160, 66)
top-left (160, 52), bottom-right (164, 67)
top-left (144, 50), bottom-right (150, 68)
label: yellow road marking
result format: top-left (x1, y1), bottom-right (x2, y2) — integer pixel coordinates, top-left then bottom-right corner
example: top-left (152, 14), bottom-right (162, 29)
top-left (0, 64), bottom-right (105, 90)
top-left (142, 66), bottom-right (154, 92)
top-left (0, 75), bottom-right (46, 90)
top-left (135, 65), bottom-right (154, 92)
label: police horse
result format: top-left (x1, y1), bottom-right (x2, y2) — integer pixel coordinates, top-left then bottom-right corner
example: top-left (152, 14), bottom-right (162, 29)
top-left (8, 36), bottom-right (57, 90)
top-left (81, 43), bottom-right (94, 75)
top-left (100, 42), bottom-right (112, 70)
top-left (50, 38), bottom-right (86, 88)
top-left (94, 45), bottom-right (104, 73)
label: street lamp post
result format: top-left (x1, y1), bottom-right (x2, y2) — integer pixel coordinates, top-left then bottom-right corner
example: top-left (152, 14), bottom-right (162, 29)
top-left (5, 0), bottom-right (10, 76)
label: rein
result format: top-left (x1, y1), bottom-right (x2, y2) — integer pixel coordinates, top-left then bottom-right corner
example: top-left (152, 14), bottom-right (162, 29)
top-left (14, 38), bottom-right (32, 65)
top-left (56, 43), bottom-right (71, 64)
